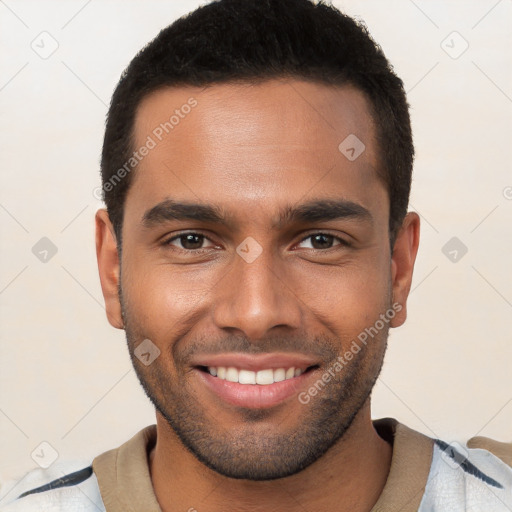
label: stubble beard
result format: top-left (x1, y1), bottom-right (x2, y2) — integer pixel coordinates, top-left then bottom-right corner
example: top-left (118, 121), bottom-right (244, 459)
top-left (119, 287), bottom-right (390, 481)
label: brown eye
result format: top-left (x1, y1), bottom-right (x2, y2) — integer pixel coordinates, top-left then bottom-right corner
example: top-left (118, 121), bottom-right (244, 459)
top-left (181, 234), bottom-right (204, 250)
top-left (164, 232), bottom-right (215, 251)
top-left (297, 233), bottom-right (349, 250)
top-left (310, 234), bottom-right (335, 249)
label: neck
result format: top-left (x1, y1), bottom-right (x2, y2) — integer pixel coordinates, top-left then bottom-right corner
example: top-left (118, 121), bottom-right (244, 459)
top-left (149, 401), bottom-right (392, 512)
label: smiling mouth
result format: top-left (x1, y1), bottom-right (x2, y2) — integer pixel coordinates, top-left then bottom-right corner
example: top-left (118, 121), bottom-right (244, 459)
top-left (196, 365), bottom-right (319, 385)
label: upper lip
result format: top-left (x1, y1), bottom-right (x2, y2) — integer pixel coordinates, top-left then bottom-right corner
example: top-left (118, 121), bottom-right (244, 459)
top-left (191, 352), bottom-right (320, 372)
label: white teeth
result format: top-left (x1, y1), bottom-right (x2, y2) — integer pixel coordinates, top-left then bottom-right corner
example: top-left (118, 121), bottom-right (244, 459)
top-left (225, 367), bottom-right (238, 382)
top-left (206, 366), bottom-right (305, 385)
top-left (238, 369), bottom-right (256, 384)
top-left (273, 368), bottom-right (286, 382)
top-left (256, 369), bottom-right (274, 385)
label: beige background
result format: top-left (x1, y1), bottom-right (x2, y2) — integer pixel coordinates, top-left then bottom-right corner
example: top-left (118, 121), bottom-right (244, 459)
top-left (1, 0), bottom-right (511, 480)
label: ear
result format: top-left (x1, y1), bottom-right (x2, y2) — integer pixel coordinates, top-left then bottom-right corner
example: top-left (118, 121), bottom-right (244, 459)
top-left (95, 209), bottom-right (123, 329)
top-left (389, 212), bottom-right (420, 328)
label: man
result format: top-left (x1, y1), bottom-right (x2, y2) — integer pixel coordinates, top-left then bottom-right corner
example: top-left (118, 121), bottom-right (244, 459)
top-left (1, 0), bottom-right (510, 510)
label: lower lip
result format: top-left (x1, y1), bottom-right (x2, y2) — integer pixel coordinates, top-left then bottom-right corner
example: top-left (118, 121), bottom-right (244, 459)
top-left (194, 368), bottom-right (315, 409)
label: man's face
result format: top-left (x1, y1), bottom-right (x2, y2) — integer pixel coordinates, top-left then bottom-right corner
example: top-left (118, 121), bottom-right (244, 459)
top-left (102, 79), bottom-right (408, 480)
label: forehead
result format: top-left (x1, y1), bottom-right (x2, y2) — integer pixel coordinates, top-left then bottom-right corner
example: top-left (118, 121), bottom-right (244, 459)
top-left (134, 79), bottom-right (377, 160)
top-left (126, 79), bottom-right (386, 228)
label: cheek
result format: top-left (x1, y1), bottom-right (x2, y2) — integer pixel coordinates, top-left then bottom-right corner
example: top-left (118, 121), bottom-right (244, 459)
top-left (121, 253), bottom-right (215, 334)
top-left (292, 258), bottom-right (391, 338)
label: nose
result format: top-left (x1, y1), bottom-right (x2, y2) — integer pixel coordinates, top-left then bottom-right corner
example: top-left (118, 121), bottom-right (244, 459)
top-left (212, 245), bottom-right (303, 341)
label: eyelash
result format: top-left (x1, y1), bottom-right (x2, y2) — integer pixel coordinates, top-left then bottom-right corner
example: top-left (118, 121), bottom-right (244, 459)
top-left (162, 231), bottom-right (351, 253)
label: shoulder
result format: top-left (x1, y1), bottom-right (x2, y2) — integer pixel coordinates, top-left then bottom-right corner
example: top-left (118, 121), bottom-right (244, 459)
top-left (418, 436), bottom-right (512, 511)
top-left (467, 435), bottom-right (512, 467)
top-left (0, 460), bottom-right (105, 511)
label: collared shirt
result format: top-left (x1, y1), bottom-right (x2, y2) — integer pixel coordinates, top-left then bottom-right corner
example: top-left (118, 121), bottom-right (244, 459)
top-left (1, 418), bottom-right (511, 511)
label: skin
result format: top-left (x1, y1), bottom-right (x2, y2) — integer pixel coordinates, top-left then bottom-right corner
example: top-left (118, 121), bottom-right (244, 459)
top-left (96, 79), bottom-right (420, 512)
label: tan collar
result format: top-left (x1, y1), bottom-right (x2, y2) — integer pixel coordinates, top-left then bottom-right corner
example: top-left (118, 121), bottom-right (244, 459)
top-left (93, 425), bottom-right (161, 512)
top-left (370, 418), bottom-right (434, 511)
top-left (92, 418), bottom-right (434, 512)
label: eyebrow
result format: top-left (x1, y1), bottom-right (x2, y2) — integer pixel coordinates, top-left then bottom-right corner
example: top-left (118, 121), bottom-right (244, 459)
top-left (141, 198), bottom-right (373, 230)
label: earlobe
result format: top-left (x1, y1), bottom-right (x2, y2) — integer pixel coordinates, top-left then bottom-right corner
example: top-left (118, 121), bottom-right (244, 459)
top-left (95, 209), bottom-right (124, 329)
top-left (389, 212), bottom-right (420, 328)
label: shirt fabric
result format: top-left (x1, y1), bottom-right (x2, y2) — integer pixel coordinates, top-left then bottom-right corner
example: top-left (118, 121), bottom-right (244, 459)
top-left (1, 417), bottom-right (511, 511)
